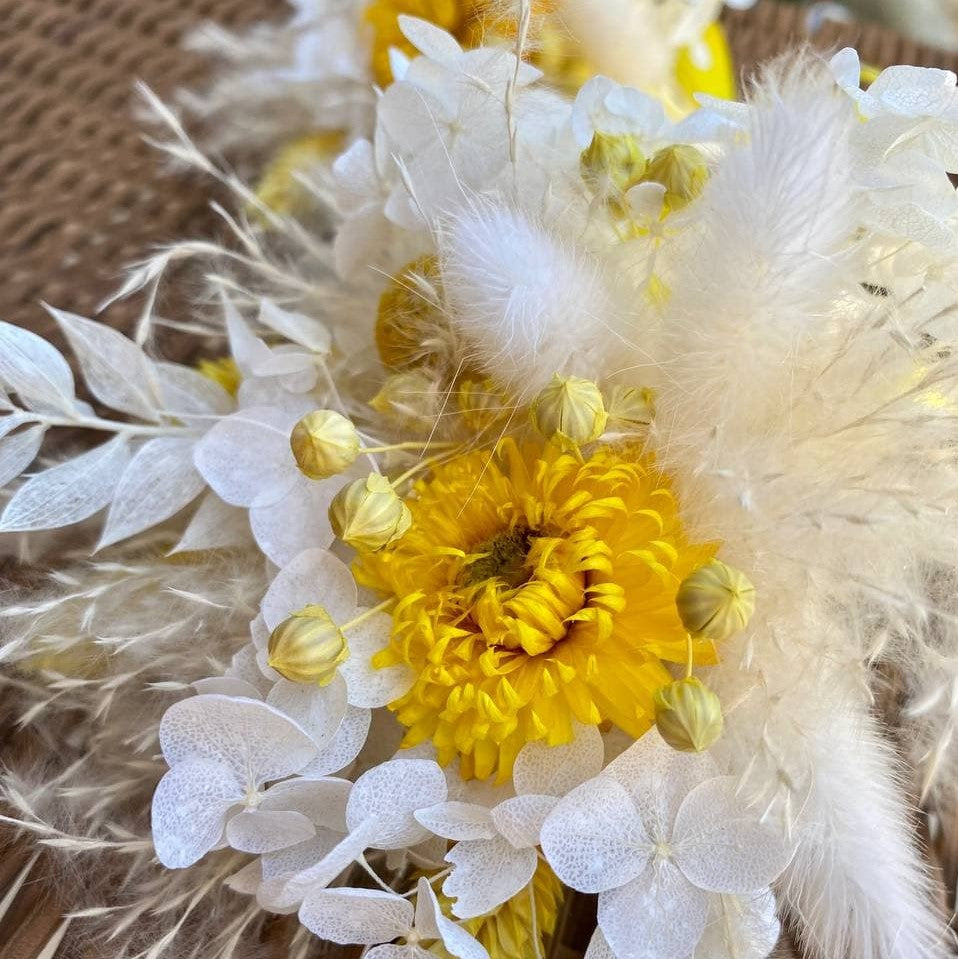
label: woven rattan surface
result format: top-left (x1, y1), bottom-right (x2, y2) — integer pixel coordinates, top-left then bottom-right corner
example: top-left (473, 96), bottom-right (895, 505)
top-left (2, 1), bottom-right (958, 957)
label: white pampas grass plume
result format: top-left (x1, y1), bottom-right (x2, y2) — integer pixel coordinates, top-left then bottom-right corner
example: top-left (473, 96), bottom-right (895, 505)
top-left (778, 702), bottom-right (951, 959)
top-left (439, 205), bottom-right (632, 394)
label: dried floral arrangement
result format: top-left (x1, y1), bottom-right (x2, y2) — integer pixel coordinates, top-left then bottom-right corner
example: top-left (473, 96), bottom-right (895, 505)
top-left (3, 2), bottom-right (958, 959)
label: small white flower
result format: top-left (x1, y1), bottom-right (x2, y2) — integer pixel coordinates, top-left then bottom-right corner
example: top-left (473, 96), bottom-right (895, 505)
top-left (299, 877), bottom-right (489, 958)
top-left (540, 729), bottom-right (793, 959)
top-left (151, 695), bottom-right (318, 868)
top-left (416, 725), bottom-right (603, 919)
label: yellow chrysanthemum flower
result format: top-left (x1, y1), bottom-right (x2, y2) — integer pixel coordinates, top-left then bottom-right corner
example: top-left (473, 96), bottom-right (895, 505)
top-left (429, 860), bottom-right (563, 959)
top-left (357, 438), bottom-right (717, 781)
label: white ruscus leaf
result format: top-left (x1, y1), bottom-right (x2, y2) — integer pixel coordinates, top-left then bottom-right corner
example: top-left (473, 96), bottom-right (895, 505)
top-left (47, 307), bottom-right (162, 420)
top-left (0, 321), bottom-right (77, 414)
top-left (98, 437), bottom-right (206, 548)
top-left (0, 421), bottom-right (46, 488)
top-left (0, 435), bottom-right (131, 531)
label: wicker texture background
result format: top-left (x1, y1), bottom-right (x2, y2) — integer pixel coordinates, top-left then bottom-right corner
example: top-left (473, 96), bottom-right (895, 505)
top-left (2, 1), bottom-right (958, 957)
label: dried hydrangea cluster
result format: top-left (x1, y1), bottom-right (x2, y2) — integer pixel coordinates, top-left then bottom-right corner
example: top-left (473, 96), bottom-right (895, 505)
top-left (5, 4), bottom-right (958, 959)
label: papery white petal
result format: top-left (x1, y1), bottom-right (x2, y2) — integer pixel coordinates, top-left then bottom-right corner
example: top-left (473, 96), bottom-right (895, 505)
top-left (261, 777), bottom-right (352, 831)
top-left (397, 15), bottom-right (463, 64)
top-left (260, 548), bottom-right (358, 630)
top-left (513, 723), bottom-right (604, 797)
top-left (249, 476), bottom-right (337, 567)
top-left (0, 423), bottom-right (45, 488)
top-left (159, 694), bottom-right (317, 786)
top-left (257, 300), bottom-right (331, 354)
top-left (225, 860), bottom-right (262, 895)
top-left (415, 878), bottom-right (490, 959)
top-left (226, 808), bottom-right (316, 854)
top-left (693, 890), bottom-right (781, 959)
top-left (302, 704), bottom-right (371, 777)
top-left (585, 928), bottom-right (615, 959)
top-left (541, 777), bottom-right (649, 894)
top-left (340, 610), bottom-right (414, 708)
top-left (193, 406), bottom-right (301, 508)
top-left (192, 677), bottom-right (263, 698)
top-left (597, 863), bottom-right (708, 959)
top-left (443, 835), bottom-right (537, 919)
top-left (0, 435), bottom-right (130, 532)
top-left (414, 802), bottom-right (496, 842)
top-left (299, 886), bottom-right (413, 944)
top-left (673, 777), bottom-right (793, 894)
top-left (151, 758), bottom-right (239, 868)
top-left (267, 675), bottom-right (349, 753)
top-left (49, 308), bottom-right (160, 419)
top-left (347, 758), bottom-right (447, 848)
top-left (368, 946), bottom-right (429, 959)
top-left (153, 361), bottom-right (232, 416)
top-left (491, 794), bottom-right (557, 849)
top-left (170, 492), bottom-right (253, 554)
top-left (98, 437), bottom-right (205, 548)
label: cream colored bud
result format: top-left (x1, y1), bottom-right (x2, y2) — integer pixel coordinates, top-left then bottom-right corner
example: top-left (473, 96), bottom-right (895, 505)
top-left (641, 145), bottom-right (708, 213)
top-left (580, 132), bottom-right (647, 200)
top-left (370, 369), bottom-right (443, 431)
top-left (676, 560), bottom-right (755, 642)
top-left (654, 677), bottom-right (723, 753)
top-left (290, 410), bottom-right (360, 480)
top-left (605, 385), bottom-right (654, 432)
top-left (267, 604), bottom-right (348, 685)
top-left (329, 472), bottom-right (412, 551)
top-left (531, 374), bottom-right (608, 449)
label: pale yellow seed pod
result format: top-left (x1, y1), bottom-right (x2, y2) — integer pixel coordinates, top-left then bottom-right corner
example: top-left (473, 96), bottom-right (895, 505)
top-left (580, 131), bottom-right (647, 202)
top-left (329, 472), bottom-right (412, 551)
top-left (641, 145), bottom-right (708, 213)
top-left (290, 410), bottom-right (361, 480)
top-left (531, 374), bottom-right (608, 449)
top-left (605, 384), bottom-right (654, 432)
top-left (370, 369), bottom-right (443, 431)
top-left (267, 604), bottom-right (348, 685)
top-left (676, 560), bottom-right (756, 642)
top-left (654, 677), bottom-right (724, 753)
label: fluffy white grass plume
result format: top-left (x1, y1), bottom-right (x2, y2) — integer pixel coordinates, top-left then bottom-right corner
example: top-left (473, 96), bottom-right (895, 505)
top-left (439, 204), bottom-right (634, 395)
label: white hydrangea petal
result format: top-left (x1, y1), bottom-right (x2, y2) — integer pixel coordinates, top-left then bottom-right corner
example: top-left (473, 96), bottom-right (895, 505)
top-left (513, 723), bottom-right (604, 797)
top-left (260, 777), bottom-right (352, 831)
top-left (151, 759), bottom-right (239, 868)
top-left (158, 695), bottom-right (317, 786)
top-left (226, 808), bottom-right (316, 854)
top-left (413, 802), bottom-right (496, 841)
top-left (260, 548), bottom-right (358, 630)
top-left (368, 946), bottom-right (429, 959)
top-left (869, 65), bottom-right (958, 117)
top-left (193, 406), bottom-right (301, 508)
top-left (249, 476), bottom-right (337, 568)
top-left (540, 777), bottom-right (649, 894)
top-left (597, 864), bottom-right (709, 959)
top-left (225, 860), bottom-right (262, 895)
top-left (693, 890), bottom-right (780, 959)
top-left (415, 879), bottom-right (490, 959)
top-left (299, 887), bottom-right (413, 945)
top-left (267, 676), bottom-right (349, 752)
top-left (491, 795), bottom-right (557, 849)
top-left (260, 830), bottom-right (345, 882)
top-left (673, 778), bottom-right (793, 894)
top-left (443, 835), bottom-right (537, 919)
top-left (340, 610), bottom-right (414, 708)
top-left (302, 705), bottom-right (371, 778)
top-left (397, 15), bottom-right (463, 64)
top-left (347, 759), bottom-right (448, 849)
top-left (192, 677), bottom-right (263, 699)
top-left (603, 729), bottom-right (715, 841)
top-left (585, 928), bottom-right (616, 959)
top-left (257, 300), bottom-right (331, 354)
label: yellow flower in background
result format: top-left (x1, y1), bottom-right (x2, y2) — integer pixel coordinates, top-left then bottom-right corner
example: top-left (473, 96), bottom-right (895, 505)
top-left (429, 860), bottom-right (563, 959)
top-left (356, 438), bottom-right (716, 781)
top-left (252, 131), bottom-right (343, 216)
top-left (197, 356), bottom-right (241, 397)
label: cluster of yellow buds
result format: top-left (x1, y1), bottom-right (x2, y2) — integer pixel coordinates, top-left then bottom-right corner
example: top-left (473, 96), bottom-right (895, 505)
top-left (655, 559), bottom-right (756, 753)
top-left (580, 133), bottom-right (709, 219)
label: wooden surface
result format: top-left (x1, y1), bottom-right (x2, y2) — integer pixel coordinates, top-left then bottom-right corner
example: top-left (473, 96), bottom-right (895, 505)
top-left (3, 1), bottom-right (958, 957)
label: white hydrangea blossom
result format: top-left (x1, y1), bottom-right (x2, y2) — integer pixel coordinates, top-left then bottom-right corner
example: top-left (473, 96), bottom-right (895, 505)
top-left (540, 730), bottom-right (792, 959)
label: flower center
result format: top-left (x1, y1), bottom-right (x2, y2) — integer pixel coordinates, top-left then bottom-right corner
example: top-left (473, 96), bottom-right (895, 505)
top-left (462, 526), bottom-right (536, 589)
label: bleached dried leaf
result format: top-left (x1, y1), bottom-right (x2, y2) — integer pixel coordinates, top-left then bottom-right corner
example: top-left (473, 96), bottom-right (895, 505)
top-left (98, 437), bottom-right (206, 548)
top-left (170, 491), bottom-right (253, 554)
top-left (0, 435), bottom-right (130, 532)
top-left (48, 307), bottom-right (162, 420)
top-left (0, 422), bottom-right (46, 488)
top-left (153, 361), bottom-right (233, 417)
top-left (0, 320), bottom-right (77, 414)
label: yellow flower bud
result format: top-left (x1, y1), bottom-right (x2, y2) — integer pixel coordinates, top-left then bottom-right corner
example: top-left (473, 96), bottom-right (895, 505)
top-left (654, 677), bottom-right (724, 753)
top-left (531, 374), bottom-right (608, 449)
top-left (676, 560), bottom-right (755, 642)
top-left (370, 369), bottom-right (444, 432)
top-left (329, 472), bottom-right (412, 551)
top-left (605, 384), bottom-right (654, 432)
top-left (640, 145), bottom-right (708, 213)
top-left (580, 132), bottom-right (647, 205)
top-left (267, 604), bottom-right (349, 685)
top-left (290, 410), bottom-right (361, 480)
